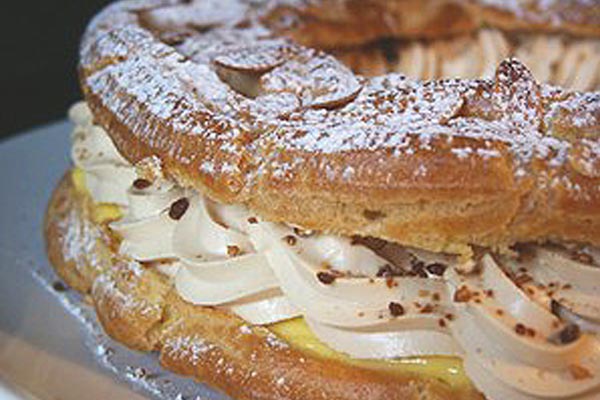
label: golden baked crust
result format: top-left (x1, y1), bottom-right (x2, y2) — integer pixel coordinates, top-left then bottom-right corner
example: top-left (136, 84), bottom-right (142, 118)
top-left (78, 0), bottom-right (600, 255)
top-left (45, 172), bottom-right (484, 400)
top-left (265, 0), bottom-right (600, 48)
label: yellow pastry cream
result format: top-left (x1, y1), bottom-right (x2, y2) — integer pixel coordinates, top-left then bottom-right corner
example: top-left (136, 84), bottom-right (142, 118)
top-left (69, 102), bottom-right (600, 400)
top-left (72, 168), bottom-right (122, 223)
top-left (270, 317), bottom-right (471, 389)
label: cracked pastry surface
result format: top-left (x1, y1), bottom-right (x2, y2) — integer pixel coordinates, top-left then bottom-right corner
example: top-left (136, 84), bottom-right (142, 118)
top-left (80, 0), bottom-right (600, 256)
top-left (45, 0), bottom-right (600, 399)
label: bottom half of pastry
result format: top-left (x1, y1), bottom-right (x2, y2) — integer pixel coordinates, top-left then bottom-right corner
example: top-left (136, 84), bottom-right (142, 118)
top-left (45, 171), bottom-right (486, 400)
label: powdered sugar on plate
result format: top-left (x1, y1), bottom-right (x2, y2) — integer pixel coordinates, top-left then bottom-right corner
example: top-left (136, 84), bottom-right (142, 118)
top-left (32, 265), bottom-right (230, 400)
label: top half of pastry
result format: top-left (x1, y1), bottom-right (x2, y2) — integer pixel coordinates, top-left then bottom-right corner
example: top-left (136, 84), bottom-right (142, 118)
top-left (77, 0), bottom-right (600, 255)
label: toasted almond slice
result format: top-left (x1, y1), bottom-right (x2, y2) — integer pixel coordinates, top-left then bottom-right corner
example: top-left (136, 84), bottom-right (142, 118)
top-left (494, 59), bottom-right (543, 129)
top-left (140, 0), bottom-right (247, 32)
top-left (569, 42), bottom-right (600, 91)
top-left (261, 50), bottom-right (363, 110)
top-left (438, 36), bottom-right (481, 79)
top-left (422, 45), bottom-right (438, 80)
top-left (396, 42), bottom-right (425, 80)
top-left (213, 42), bottom-right (297, 97)
top-left (479, 29), bottom-right (509, 78)
top-left (516, 35), bottom-right (563, 84)
top-left (213, 42), bottom-right (295, 73)
top-left (556, 42), bottom-right (586, 88)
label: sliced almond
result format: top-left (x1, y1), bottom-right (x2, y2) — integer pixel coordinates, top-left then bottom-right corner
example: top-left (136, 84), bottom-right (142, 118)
top-left (261, 49), bottom-right (363, 110)
top-left (140, 0), bottom-right (247, 32)
top-left (438, 36), bottom-right (481, 79)
top-left (479, 29), bottom-right (509, 78)
top-left (569, 42), bottom-right (600, 92)
top-left (493, 59), bottom-right (543, 130)
top-left (214, 42), bottom-right (294, 73)
top-left (213, 42), bottom-right (296, 98)
top-left (396, 42), bottom-right (425, 79)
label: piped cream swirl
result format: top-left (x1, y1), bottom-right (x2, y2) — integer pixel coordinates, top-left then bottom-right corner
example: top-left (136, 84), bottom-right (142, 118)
top-left (69, 103), bottom-right (136, 206)
top-left (71, 102), bottom-right (600, 400)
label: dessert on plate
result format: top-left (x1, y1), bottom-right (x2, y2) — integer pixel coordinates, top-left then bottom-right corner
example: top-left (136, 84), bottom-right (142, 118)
top-left (45, 0), bottom-right (600, 399)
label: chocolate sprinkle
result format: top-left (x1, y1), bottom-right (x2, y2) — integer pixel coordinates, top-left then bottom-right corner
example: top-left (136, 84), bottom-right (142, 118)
top-left (410, 260), bottom-right (428, 278)
top-left (169, 198), bottom-right (189, 220)
top-left (559, 324), bottom-right (581, 344)
top-left (550, 299), bottom-right (562, 316)
top-left (52, 281), bottom-right (68, 292)
top-left (388, 302), bottom-right (405, 317)
top-left (284, 235), bottom-right (297, 246)
top-left (316, 271), bottom-right (337, 285)
top-left (133, 178), bottom-right (152, 190)
top-left (426, 263), bottom-right (447, 276)
top-left (515, 323), bottom-right (527, 336)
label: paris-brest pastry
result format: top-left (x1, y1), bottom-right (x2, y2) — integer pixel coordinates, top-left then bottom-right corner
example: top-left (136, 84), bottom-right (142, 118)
top-left (46, 1), bottom-right (600, 399)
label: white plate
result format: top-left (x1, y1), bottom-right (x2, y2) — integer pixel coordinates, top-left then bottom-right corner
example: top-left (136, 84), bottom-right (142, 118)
top-left (0, 121), bottom-right (229, 400)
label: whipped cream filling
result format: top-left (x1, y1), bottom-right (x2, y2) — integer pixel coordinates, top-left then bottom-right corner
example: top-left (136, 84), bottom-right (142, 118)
top-left (70, 102), bottom-right (600, 400)
top-left (70, 103), bottom-right (137, 206)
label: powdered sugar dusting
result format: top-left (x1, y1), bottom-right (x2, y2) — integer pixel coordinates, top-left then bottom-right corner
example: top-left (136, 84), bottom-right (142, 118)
top-left (164, 334), bottom-right (215, 366)
top-left (80, 0), bottom-right (600, 197)
top-left (478, 0), bottom-right (598, 27)
top-left (32, 266), bottom-right (228, 400)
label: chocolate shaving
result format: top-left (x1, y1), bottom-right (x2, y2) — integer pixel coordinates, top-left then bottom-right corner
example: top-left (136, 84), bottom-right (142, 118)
top-left (514, 323), bottom-right (527, 336)
top-left (420, 304), bottom-right (434, 314)
top-left (283, 235), bottom-right (297, 246)
top-left (388, 302), bottom-right (405, 317)
top-left (426, 263), bottom-right (447, 276)
top-left (169, 198), bottom-right (189, 220)
top-left (133, 178), bottom-right (153, 190)
top-left (550, 299), bottom-right (562, 317)
top-left (52, 281), bottom-right (68, 292)
top-left (376, 264), bottom-right (406, 278)
top-left (558, 324), bottom-right (581, 344)
top-left (316, 271), bottom-right (337, 285)
top-left (410, 260), bottom-right (428, 278)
